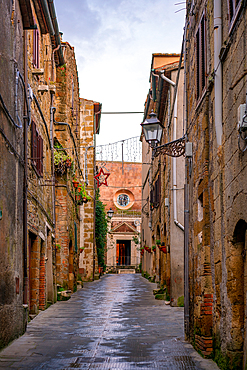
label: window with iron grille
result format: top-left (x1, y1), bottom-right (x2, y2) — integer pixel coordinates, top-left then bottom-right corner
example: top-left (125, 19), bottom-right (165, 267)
top-left (31, 121), bottom-right (43, 177)
top-left (228, 0), bottom-right (241, 28)
top-left (33, 28), bottom-right (39, 68)
top-left (196, 13), bottom-right (206, 100)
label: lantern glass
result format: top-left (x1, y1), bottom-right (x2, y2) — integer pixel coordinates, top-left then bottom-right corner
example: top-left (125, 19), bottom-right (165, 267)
top-left (141, 111), bottom-right (163, 147)
top-left (107, 208), bottom-right (114, 218)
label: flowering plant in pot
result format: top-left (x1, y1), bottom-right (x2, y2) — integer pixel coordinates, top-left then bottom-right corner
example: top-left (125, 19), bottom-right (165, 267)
top-left (160, 242), bottom-right (167, 253)
top-left (152, 245), bottom-right (156, 252)
top-left (144, 245), bottom-right (151, 253)
top-left (76, 184), bottom-right (90, 205)
top-left (140, 246), bottom-right (144, 256)
top-left (72, 177), bottom-right (79, 188)
top-left (54, 144), bottom-right (73, 175)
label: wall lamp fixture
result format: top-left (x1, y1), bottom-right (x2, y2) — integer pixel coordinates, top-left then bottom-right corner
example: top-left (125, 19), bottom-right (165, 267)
top-left (107, 208), bottom-right (114, 218)
top-left (141, 110), bottom-right (186, 158)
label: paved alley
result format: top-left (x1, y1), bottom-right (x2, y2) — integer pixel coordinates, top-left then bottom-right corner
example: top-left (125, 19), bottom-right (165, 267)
top-left (0, 274), bottom-right (219, 369)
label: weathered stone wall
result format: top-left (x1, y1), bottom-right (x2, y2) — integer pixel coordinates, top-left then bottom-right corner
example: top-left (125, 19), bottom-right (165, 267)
top-left (185, 0), bottom-right (214, 357)
top-left (141, 57), bottom-right (184, 306)
top-left (54, 41), bottom-right (80, 290)
top-left (26, 3), bottom-right (55, 314)
top-left (186, 0), bottom-right (247, 366)
top-left (79, 98), bottom-right (97, 281)
top-left (0, 0), bottom-right (25, 349)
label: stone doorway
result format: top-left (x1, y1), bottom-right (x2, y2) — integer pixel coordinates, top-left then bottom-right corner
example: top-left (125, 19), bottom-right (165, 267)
top-left (116, 240), bottom-right (131, 266)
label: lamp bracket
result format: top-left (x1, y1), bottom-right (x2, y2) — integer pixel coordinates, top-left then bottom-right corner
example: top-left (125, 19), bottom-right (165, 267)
top-left (154, 136), bottom-right (186, 158)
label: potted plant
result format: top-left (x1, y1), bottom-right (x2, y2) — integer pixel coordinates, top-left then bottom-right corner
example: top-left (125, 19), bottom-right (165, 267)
top-left (72, 177), bottom-right (79, 188)
top-left (152, 245), bottom-right (156, 252)
top-left (144, 245), bottom-right (151, 253)
top-left (140, 246), bottom-right (144, 256)
top-left (76, 184), bottom-right (91, 204)
top-left (160, 242), bottom-right (167, 253)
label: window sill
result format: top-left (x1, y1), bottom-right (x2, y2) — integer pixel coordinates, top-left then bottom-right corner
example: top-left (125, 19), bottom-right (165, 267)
top-left (38, 85), bottom-right (49, 92)
top-left (32, 68), bottom-right (44, 75)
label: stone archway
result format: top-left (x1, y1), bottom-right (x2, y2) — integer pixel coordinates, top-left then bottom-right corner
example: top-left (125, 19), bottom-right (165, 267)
top-left (227, 219), bottom-right (247, 368)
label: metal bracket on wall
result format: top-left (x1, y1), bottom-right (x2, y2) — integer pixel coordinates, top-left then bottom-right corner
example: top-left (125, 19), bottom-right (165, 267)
top-left (153, 136), bottom-right (186, 158)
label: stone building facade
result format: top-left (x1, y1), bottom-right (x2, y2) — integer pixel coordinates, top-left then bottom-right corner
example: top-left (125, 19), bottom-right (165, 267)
top-left (98, 161), bottom-right (142, 270)
top-left (0, 0), bottom-right (99, 349)
top-left (54, 41), bottom-right (81, 291)
top-left (185, 1), bottom-right (247, 367)
top-left (0, 0), bottom-right (34, 349)
top-left (26, 0), bottom-right (63, 315)
top-left (79, 98), bottom-right (101, 281)
top-left (141, 54), bottom-right (185, 306)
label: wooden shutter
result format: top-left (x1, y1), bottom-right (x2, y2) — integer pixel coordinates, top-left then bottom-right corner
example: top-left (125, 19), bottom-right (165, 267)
top-left (196, 30), bottom-right (200, 100)
top-left (33, 29), bottom-right (39, 68)
top-left (40, 136), bottom-right (43, 176)
top-left (36, 135), bottom-right (43, 177)
top-left (201, 15), bottom-right (206, 91)
top-left (31, 121), bottom-right (37, 167)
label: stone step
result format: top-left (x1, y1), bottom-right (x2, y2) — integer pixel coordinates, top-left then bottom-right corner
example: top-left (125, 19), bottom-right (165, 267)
top-left (118, 269), bottom-right (135, 274)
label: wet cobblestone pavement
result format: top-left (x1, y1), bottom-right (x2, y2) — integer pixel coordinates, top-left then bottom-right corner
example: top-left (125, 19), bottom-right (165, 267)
top-left (0, 274), bottom-right (219, 369)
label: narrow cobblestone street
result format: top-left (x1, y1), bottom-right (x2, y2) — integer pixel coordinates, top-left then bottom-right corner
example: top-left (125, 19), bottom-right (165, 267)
top-left (0, 274), bottom-right (219, 369)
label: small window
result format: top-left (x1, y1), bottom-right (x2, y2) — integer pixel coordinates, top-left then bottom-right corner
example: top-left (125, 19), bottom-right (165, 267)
top-left (196, 13), bottom-right (206, 100)
top-left (31, 121), bottom-right (43, 177)
top-left (198, 193), bottom-right (203, 222)
top-left (117, 194), bottom-right (130, 207)
top-left (33, 28), bottom-right (39, 68)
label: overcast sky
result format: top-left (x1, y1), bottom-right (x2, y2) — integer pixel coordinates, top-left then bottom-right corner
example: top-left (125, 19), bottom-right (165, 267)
top-left (55, 0), bottom-right (185, 146)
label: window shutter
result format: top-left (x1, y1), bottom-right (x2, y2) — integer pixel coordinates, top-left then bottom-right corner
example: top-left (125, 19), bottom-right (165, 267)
top-left (37, 135), bottom-right (40, 174)
top-left (201, 15), bottom-right (206, 91)
top-left (196, 30), bottom-right (200, 100)
top-left (40, 136), bottom-right (43, 176)
top-left (31, 121), bottom-right (37, 167)
top-left (150, 188), bottom-right (154, 209)
top-left (33, 29), bottom-right (39, 68)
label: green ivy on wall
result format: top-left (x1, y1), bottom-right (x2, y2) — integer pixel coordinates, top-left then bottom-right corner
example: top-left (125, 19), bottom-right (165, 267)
top-left (95, 189), bottom-right (108, 271)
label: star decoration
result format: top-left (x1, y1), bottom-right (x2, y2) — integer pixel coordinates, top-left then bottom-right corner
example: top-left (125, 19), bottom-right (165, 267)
top-left (94, 167), bottom-right (110, 187)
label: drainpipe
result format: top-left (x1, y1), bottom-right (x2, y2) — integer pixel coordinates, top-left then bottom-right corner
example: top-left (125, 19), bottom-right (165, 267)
top-left (183, 19), bottom-right (190, 339)
top-left (50, 105), bottom-right (56, 226)
top-left (47, 0), bottom-right (65, 66)
top-left (40, 0), bottom-right (55, 36)
top-left (23, 30), bottom-right (28, 309)
top-left (160, 73), bottom-right (184, 231)
top-left (214, 0), bottom-right (222, 147)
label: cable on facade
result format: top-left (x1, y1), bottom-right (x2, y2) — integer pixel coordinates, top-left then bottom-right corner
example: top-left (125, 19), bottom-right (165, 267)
top-left (0, 92), bottom-right (22, 129)
top-left (0, 125), bottom-right (24, 165)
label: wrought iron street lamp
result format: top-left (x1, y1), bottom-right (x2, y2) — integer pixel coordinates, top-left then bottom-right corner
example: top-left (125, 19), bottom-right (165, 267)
top-left (141, 110), bottom-right (163, 148)
top-left (107, 208), bottom-right (114, 218)
top-left (141, 109), bottom-right (186, 158)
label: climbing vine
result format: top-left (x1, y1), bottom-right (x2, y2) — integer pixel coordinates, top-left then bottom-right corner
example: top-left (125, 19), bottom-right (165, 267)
top-left (95, 189), bottom-right (108, 271)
